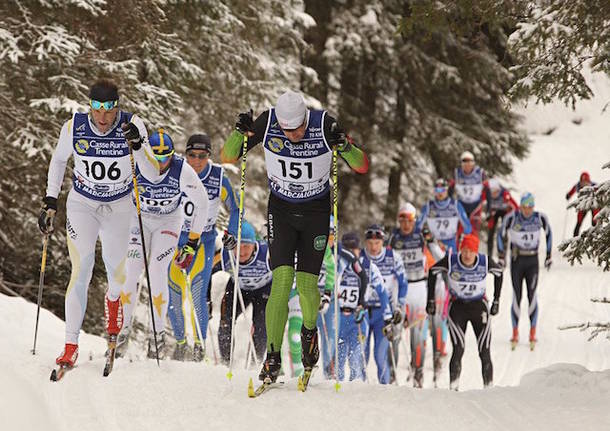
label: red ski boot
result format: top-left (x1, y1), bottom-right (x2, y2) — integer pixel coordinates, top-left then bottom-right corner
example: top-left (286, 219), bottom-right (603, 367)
top-left (56, 343), bottom-right (79, 366)
top-left (104, 295), bottom-right (123, 336)
top-left (510, 328), bottom-right (519, 350)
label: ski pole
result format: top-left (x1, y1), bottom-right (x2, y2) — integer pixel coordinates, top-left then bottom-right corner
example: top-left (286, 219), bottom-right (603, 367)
top-left (320, 312), bottom-right (333, 377)
top-left (207, 323), bottom-right (219, 366)
top-left (228, 132), bottom-right (248, 380)
top-left (32, 233), bottom-right (50, 355)
top-left (129, 146), bottom-right (160, 366)
top-left (332, 146), bottom-right (340, 392)
top-left (388, 335), bottom-right (399, 386)
top-left (228, 251), bottom-right (260, 369)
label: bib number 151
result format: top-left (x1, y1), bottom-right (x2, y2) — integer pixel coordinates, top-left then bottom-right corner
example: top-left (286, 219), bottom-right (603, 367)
top-left (278, 160), bottom-right (312, 179)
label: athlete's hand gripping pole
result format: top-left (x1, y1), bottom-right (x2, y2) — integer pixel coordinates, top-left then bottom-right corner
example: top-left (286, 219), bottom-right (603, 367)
top-left (32, 234), bottom-right (49, 355)
top-left (128, 144), bottom-right (160, 366)
top-left (228, 131), bottom-right (248, 380)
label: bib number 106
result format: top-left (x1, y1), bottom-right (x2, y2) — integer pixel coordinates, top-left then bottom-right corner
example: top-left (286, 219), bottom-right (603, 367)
top-left (278, 160), bottom-right (313, 179)
top-left (83, 160), bottom-right (121, 181)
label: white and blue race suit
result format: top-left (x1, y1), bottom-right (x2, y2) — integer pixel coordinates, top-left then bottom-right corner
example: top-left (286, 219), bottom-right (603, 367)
top-left (454, 166), bottom-right (485, 215)
top-left (45, 111), bottom-right (158, 344)
top-left (418, 197), bottom-right (472, 252)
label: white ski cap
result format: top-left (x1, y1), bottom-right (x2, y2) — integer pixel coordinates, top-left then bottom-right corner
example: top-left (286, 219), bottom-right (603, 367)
top-left (488, 178), bottom-right (501, 192)
top-left (398, 202), bottom-right (417, 217)
top-left (276, 90), bottom-right (307, 129)
top-left (460, 150), bottom-right (475, 161)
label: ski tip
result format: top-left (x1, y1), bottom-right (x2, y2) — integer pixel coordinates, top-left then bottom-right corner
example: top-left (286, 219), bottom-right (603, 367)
top-left (297, 376), bottom-right (304, 392)
top-left (226, 371), bottom-right (234, 381)
top-left (247, 378), bottom-right (255, 397)
top-left (50, 369), bottom-right (57, 382)
top-left (334, 381), bottom-right (341, 393)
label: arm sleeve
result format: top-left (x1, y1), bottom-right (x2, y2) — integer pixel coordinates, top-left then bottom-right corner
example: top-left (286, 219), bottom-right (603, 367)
top-left (427, 255), bottom-right (449, 303)
top-left (497, 212), bottom-right (513, 255)
top-left (181, 163), bottom-right (209, 236)
top-left (46, 118), bottom-right (74, 198)
top-left (506, 191), bottom-right (518, 211)
top-left (540, 212), bottom-right (553, 255)
top-left (371, 264), bottom-right (392, 320)
top-left (221, 173), bottom-right (240, 235)
top-left (484, 186), bottom-right (492, 213)
top-left (130, 115), bottom-right (160, 179)
top-left (323, 246), bottom-right (335, 293)
top-left (457, 201), bottom-right (472, 234)
top-left (323, 115), bottom-right (369, 174)
top-left (221, 111), bottom-right (269, 163)
top-left (566, 184), bottom-right (577, 199)
top-left (488, 259), bottom-right (504, 302)
top-left (416, 203), bottom-right (429, 231)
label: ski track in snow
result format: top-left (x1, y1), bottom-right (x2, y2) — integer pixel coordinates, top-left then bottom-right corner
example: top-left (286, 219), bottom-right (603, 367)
top-left (2, 72), bottom-right (610, 430)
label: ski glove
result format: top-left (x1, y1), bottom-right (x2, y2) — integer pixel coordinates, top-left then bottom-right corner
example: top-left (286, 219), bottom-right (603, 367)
top-left (354, 306), bottom-right (366, 323)
top-left (490, 300), bottom-right (499, 316)
top-left (392, 309), bottom-right (403, 325)
top-left (222, 230), bottom-right (237, 250)
top-left (38, 196), bottom-right (57, 235)
top-left (544, 254), bottom-right (552, 270)
top-left (426, 299), bottom-right (436, 316)
top-left (319, 292), bottom-right (331, 314)
top-left (175, 238), bottom-right (198, 270)
top-left (328, 122), bottom-right (352, 152)
top-left (235, 110), bottom-right (254, 134)
top-left (497, 253), bottom-right (506, 269)
top-left (121, 122), bottom-right (142, 150)
top-left (382, 320), bottom-right (394, 340)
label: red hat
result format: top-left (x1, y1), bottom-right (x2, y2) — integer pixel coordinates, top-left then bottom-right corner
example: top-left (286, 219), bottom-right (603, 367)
top-left (580, 171), bottom-right (590, 182)
top-left (460, 234), bottom-right (479, 253)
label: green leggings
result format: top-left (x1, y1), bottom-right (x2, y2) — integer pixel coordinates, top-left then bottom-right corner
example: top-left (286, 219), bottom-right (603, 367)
top-left (265, 266), bottom-right (320, 353)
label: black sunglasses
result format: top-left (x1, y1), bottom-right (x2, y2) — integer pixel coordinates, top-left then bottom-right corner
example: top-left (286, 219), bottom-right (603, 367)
top-left (187, 151), bottom-right (209, 160)
top-left (365, 230), bottom-right (384, 240)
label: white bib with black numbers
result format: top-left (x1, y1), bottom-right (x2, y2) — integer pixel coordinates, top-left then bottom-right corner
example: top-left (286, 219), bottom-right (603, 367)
top-left (262, 108), bottom-right (332, 203)
top-left (509, 211), bottom-right (543, 251)
top-left (447, 252), bottom-right (488, 301)
top-left (455, 166), bottom-right (484, 204)
top-left (426, 199), bottom-right (460, 241)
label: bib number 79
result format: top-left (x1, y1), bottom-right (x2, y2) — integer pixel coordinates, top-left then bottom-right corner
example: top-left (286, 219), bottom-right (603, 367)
top-left (278, 160), bottom-right (313, 179)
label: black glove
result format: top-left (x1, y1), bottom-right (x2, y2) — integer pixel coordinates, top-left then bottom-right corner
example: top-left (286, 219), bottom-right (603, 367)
top-left (544, 253), bottom-right (552, 270)
top-left (426, 299), bottom-right (436, 316)
top-left (382, 320), bottom-right (394, 340)
top-left (565, 192), bottom-right (570, 200)
top-left (319, 292), bottom-right (331, 314)
top-left (392, 308), bottom-right (403, 325)
top-left (222, 231), bottom-right (237, 250)
top-left (235, 110), bottom-right (254, 134)
top-left (328, 122), bottom-right (351, 152)
top-left (38, 196), bottom-right (57, 235)
top-left (490, 300), bottom-right (499, 316)
top-left (354, 306), bottom-right (366, 323)
top-left (422, 225), bottom-right (433, 244)
top-left (121, 122), bottom-right (142, 150)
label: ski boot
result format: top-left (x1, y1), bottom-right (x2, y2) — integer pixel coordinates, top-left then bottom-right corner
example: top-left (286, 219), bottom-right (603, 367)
top-left (510, 328), bottom-right (519, 350)
top-left (449, 378), bottom-right (459, 391)
top-left (301, 326), bottom-right (319, 370)
top-left (529, 327), bottom-right (537, 351)
top-left (259, 351), bottom-right (282, 383)
top-left (433, 353), bottom-right (442, 387)
top-left (172, 340), bottom-right (189, 361)
top-left (56, 343), bottom-right (79, 367)
top-left (104, 295), bottom-right (123, 336)
top-left (147, 331), bottom-right (166, 359)
top-left (413, 367), bottom-right (423, 389)
top-left (192, 341), bottom-right (205, 362)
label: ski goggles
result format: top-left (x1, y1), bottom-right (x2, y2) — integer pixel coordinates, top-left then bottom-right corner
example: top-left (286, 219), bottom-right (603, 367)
top-left (89, 99), bottom-right (118, 111)
top-left (365, 229), bottom-right (385, 240)
top-left (154, 150), bottom-right (174, 163)
top-left (398, 212), bottom-right (416, 222)
top-left (186, 151), bottom-right (210, 160)
top-left (434, 186), bottom-right (448, 194)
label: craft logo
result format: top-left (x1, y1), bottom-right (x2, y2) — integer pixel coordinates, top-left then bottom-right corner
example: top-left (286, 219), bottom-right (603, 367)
top-left (75, 139), bottom-right (90, 154)
top-left (268, 137), bottom-right (284, 153)
top-left (450, 271), bottom-right (461, 281)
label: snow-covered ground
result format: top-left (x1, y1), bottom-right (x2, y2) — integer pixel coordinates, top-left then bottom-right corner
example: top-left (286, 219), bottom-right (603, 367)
top-left (1, 72), bottom-right (609, 430)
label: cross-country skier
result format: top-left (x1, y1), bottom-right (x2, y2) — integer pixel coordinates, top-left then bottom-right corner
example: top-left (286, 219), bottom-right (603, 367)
top-left (336, 232), bottom-right (384, 382)
top-left (357, 231), bottom-right (395, 384)
top-left (221, 90), bottom-right (369, 383)
top-left (166, 133), bottom-right (239, 361)
top-left (362, 223), bottom-right (408, 384)
top-left (317, 218), bottom-right (336, 379)
top-left (216, 220), bottom-right (271, 364)
top-left (497, 192), bottom-right (552, 348)
top-left (426, 234), bottom-right (503, 390)
top-left (105, 130), bottom-right (209, 359)
top-left (449, 151), bottom-right (487, 236)
top-left (565, 171), bottom-right (600, 237)
top-left (484, 178), bottom-right (517, 258)
top-left (38, 79), bottom-right (159, 367)
top-left (389, 203), bottom-right (445, 387)
top-left (418, 178), bottom-right (472, 252)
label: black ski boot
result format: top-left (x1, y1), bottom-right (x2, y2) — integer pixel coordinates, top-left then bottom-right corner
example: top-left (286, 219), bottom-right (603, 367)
top-left (259, 351), bottom-right (282, 383)
top-left (301, 326), bottom-right (319, 370)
